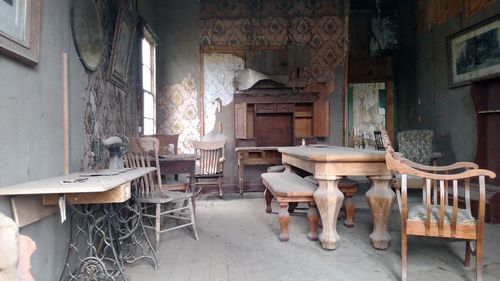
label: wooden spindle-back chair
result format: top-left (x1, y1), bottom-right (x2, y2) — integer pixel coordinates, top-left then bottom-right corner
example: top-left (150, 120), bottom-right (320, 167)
top-left (124, 136), bottom-right (198, 253)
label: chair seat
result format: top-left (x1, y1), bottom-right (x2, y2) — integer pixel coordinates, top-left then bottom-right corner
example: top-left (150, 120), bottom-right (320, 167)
top-left (195, 172), bottom-right (223, 178)
top-left (139, 190), bottom-right (194, 204)
top-left (408, 204), bottom-right (476, 225)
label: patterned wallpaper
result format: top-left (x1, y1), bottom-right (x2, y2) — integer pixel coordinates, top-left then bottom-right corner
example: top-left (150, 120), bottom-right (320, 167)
top-left (81, 0), bottom-right (139, 170)
top-left (157, 75), bottom-right (201, 153)
top-left (200, 0), bottom-right (347, 81)
top-left (156, 1), bottom-right (347, 153)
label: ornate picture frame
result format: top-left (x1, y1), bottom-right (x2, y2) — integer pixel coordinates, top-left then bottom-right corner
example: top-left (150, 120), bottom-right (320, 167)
top-left (108, 5), bottom-right (136, 89)
top-left (0, 0), bottom-right (41, 65)
top-left (448, 15), bottom-right (500, 88)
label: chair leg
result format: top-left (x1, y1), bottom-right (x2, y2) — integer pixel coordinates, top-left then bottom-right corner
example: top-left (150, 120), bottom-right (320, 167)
top-left (264, 189), bottom-right (273, 213)
top-left (278, 202), bottom-right (290, 242)
top-left (476, 239), bottom-right (483, 281)
top-left (402, 231), bottom-right (407, 281)
top-left (307, 202), bottom-right (319, 241)
top-left (218, 176), bottom-right (223, 198)
top-left (343, 195), bottom-right (355, 228)
top-left (155, 203), bottom-right (161, 254)
top-left (464, 241), bottom-right (471, 267)
top-left (188, 198), bottom-right (199, 240)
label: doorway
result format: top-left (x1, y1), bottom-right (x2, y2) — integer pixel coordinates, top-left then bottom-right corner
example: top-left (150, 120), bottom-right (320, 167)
top-left (347, 82), bottom-right (393, 149)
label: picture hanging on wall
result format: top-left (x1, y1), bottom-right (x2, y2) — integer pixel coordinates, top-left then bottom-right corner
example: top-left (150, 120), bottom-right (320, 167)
top-left (108, 5), bottom-right (136, 89)
top-left (448, 15), bottom-right (500, 88)
top-left (0, 0), bottom-right (41, 65)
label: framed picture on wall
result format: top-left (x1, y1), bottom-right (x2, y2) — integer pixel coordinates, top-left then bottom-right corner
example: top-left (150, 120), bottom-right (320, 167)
top-left (0, 0), bottom-right (41, 65)
top-left (448, 15), bottom-right (500, 88)
top-left (108, 5), bottom-right (136, 90)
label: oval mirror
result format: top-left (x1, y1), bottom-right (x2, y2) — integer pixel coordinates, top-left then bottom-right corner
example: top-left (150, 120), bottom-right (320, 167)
top-left (71, 0), bottom-right (104, 71)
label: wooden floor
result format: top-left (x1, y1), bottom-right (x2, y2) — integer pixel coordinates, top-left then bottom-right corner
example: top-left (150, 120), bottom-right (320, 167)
top-left (126, 186), bottom-right (500, 281)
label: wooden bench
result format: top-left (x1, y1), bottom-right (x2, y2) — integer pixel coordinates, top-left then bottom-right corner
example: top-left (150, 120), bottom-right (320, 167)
top-left (261, 172), bottom-right (319, 242)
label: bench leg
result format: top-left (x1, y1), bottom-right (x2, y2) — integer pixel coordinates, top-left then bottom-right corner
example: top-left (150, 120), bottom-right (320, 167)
top-left (278, 202), bottom-right (290, 242)
top-left (264, 189), bottom-right (273, 213)
top-left (343, 195), bottom-right (355, 228)
top-left (307, 202), bottom-right (319, 241)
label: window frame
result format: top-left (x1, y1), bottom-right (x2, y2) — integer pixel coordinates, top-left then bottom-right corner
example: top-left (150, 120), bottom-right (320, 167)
top-left (141, 26), bottom-right (156, 135)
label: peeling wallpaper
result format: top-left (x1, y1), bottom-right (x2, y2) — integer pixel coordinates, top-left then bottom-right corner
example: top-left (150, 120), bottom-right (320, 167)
top-left (203, 53), bottom-right (244, 133)
top-left (81, 0), bottom-right (139, 170)
top-left (352, 83), bottom-right (386, 149)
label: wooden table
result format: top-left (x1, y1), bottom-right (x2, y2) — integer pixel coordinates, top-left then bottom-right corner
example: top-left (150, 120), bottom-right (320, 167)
top-left (0, 167), bottom-right (157, 280)
top-left (278, 146), bottom-right (395, 250)
top-left (156, 154), bottom-right (196, 191)
top-left (235, 146), bottom-right (282, 195)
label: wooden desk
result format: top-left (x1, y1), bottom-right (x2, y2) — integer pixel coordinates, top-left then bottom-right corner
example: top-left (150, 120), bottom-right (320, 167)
top-left (235, 147), bottom-right (282, 195)
top-left (156, 154), bottom-right (196, 191)
top-left (278, 146), bottom-right (394, 250)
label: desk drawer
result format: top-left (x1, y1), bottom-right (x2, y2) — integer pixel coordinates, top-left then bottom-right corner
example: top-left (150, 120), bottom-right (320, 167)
top-left (256, 104), bottom-right (276, 113)
top-left (43, 183), bottom-right (131, 205)
top-left (276, 103), bottom-right (294, 112)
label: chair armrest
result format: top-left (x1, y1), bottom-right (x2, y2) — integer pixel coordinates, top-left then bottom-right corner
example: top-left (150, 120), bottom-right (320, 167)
top-left (394, 152), bottom-right (478, 172)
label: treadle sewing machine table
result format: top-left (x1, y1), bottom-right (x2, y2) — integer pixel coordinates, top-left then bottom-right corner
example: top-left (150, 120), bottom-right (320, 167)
top-left (0, 167), bottom-right (157, 280)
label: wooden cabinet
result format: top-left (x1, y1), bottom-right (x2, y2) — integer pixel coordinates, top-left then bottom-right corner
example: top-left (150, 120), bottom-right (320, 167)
top-left (234, 90), bottom-right (328, 147)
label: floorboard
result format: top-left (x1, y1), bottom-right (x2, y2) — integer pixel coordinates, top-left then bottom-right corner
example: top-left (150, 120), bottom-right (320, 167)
top-left (126, 188), bottom-right (500, 281)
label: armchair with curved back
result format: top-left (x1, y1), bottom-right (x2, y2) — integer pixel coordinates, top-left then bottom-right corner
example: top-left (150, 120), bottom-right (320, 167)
top-left (382, 130), bottom-right (496, 281)
top-left (124, 136), bottom-right (198, 253)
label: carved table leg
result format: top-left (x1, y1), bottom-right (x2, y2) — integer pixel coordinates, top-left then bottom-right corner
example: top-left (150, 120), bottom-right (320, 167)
top-left (313, 177), bottom-right (344, 249)
top-left (307, 202), bottom-right (319, 241)
top-left (278, 203), bottom-right (290, 241)
top-left (366, 175), bottom-right (395, 249)
top-left (264, 189), bottom-right (273, 213)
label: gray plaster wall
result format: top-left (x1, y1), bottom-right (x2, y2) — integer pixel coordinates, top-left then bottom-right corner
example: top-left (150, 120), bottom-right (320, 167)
top-left (396, 2), bottom-right (500, 164)
top-left (153, 1), bottom-right (241, 189)
top-left (155, 0), bottom-right (201, 89)
top-left (0, 0), bottom-right (85, 280)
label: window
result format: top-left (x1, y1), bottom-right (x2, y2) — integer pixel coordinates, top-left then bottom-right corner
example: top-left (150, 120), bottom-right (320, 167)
top-left (142, 28), bottom-right (156, 135)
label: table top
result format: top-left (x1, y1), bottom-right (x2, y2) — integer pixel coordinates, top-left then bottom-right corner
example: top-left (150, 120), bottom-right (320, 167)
top-left (235, 146), bottom-right (280, 152)
top-left (278, 146), bottom-right (386, 162)
top-left (0, 167), bottom-right (155, 196)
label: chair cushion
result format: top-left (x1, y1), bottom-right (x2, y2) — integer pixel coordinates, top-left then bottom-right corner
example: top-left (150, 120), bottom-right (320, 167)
top-left (408, 204), bottom-right (476, 225)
